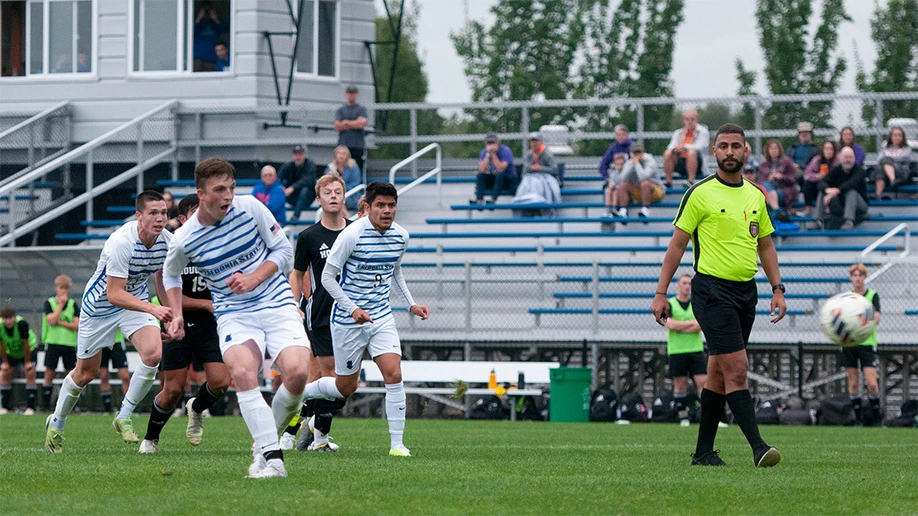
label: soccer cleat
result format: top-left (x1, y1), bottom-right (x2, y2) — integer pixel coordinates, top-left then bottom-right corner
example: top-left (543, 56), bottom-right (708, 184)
top-left (691, 450), bottom-right (726, 466)
top-left (0, 408), bottom-right (9, 415)
top-left (139, 439), bottom-right (159, 454)
top-left (248, 443), bottom-right (267, 477)
top-left (295, 427), bottom-right (314, 451)
top-left (718, 421), bottom-right (730, 428)
top-left (45, 415), bottom-right (63, 454)
top-left (113, 417), bottom-right (140, 443)
top-left (279, 433), bottom-right (296, 451)
top-left (389, 444), bottom-right (411, 457)
top-left (23, 408), bottom-right (36, 416)
top-left (680, 419), bottom-right (690, 427)
top-left (308, 442), bottom-right (338, 453)
top-left (754, 446), bottom-right (781, 468)
top-left (186, 398), bottom-right (204, 446)
top-left (249, 458), bottom-right (287, 479)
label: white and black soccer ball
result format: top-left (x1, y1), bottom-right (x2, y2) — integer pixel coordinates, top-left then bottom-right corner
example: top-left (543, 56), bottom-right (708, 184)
top-left (819, 292), bottom-right (877, 347)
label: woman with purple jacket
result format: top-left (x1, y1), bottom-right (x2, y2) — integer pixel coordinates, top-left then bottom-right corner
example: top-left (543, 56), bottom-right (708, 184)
top-left (757, 139), bottom-right (800, 214)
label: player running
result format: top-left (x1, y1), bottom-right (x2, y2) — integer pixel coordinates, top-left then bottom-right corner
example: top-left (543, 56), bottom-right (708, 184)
top-left (139, 194), bottom-right (231, 453)
top-left (45, 191), bottom-right (174, 453)
top-left (302, 181), bottom-right (429, 457)
top-left (164, 158), bottom-right (310, 478)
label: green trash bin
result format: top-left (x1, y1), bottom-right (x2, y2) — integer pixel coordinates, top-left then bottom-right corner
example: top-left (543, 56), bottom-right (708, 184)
top-left (549, 367), bottom-right (592, 422)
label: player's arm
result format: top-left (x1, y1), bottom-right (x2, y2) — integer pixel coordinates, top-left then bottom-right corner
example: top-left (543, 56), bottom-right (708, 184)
top-left (757, 235), bottom-right (786, 323)
top-left (227, 199), bottom-right (294, 294)
top-left (667, 318), bottom-right (700, 333)
top-left (651, 228), bottom-right (691, 325)
top-left (872, 292), bottom-right (881, 325)
top-left (60, 314), bottom-right (79, 331)
top-left (163, 239), bottom-right (188, 338)
top-left (182, 295), bottom-right (213, 313)
top-left (45, 299), bottom-right (63, 325)
top-left (392, 247), bottom-right (429, 320)
top-left (289, 232), bottom-right (312, 314)
top-left (322, 227), bottom-right (367, 323)
top-left (0, 341), bottom-right (8, 367)
top-left (106, 276), bottom-right (172, 322)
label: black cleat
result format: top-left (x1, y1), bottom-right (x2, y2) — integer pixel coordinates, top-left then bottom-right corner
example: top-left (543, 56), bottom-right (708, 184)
top-left (691, 450), bottom-right (726, 466)
top-left (754, 445), bottom-right (781, 468)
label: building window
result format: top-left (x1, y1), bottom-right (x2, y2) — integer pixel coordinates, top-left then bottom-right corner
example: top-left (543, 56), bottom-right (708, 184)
top-left (1, 0), bottom-right (93, 77)
top-left (131, 0), bottom-right (231, 73)
top-left (296, 0), bottom-right (337, 78)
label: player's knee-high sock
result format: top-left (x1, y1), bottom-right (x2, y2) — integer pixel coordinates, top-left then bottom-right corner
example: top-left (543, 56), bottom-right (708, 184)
top-left (26, 386), bottom-right (37, 410)
top-left (237, 388), bottom-right (281, 458)
top-left (725, 389), bottom-right (766, 450)
top-left (51, 374), bottom-right (84, 431)
top-left (144, 398), bottom-right (173, 441)
top-left (190, 382), bottom-right (223, 414)
top-left (869, 396), bottom-right (882, 425)
top-left (694, 389), bottom-right (726, 456)
top-left (313, 399), bottom-right (337, 446)
top-left (850, 395), bottom-right (863, 424)
top-left (42, 385), bottom-right (54, 410)
top-left (385, 381), bottom-right (406, 448)
top-left (0, 386), bottom-right (11, 410)
top-left (271, 384), bottom-right (302, 434)
top-left (304, 376), bottom-right (344, 400)
top-left (117, 362), bottom-right (158, 419)
top-left (674, 393), bottom-right (688, 421)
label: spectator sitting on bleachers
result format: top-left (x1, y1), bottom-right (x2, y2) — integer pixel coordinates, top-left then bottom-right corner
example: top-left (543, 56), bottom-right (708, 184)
top-left (513, 133), bottom-right (561, 215)
top-left (326, 145), bottom-right (363, 213)
top-left (472, 133), bottom-right (516, 205)
top-left (253, 165), bottom-right (287, 226)
top-left (838, 126), bottom-right (866, 166)
top-left (278, 145), bottom-right (320, 220)
top-left (803, 140), bottom-right (840, 216)
top-left (616, 143), bottom-right (664, 219)
top-left (873, 126), bottom-right (913, 200)
top-left (758, 139), bottom-right (800, 215)
top-left (603, 153), bottom-right (627, 217)
top-left (663, 109), bottom-right (709, 187)
top-left (786, 121), bottom-right (820, 179)
top-left (811, 147), bottom-right (868, 231)
top-left (598, 124), bottom-right (633, 180)
top-left (162, 192), bottom-right (180, 231)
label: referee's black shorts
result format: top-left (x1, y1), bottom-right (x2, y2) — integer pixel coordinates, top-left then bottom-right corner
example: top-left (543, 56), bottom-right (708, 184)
top-left (307, 326), bottom-right (334, 357)
top-left (691, 273), bottom-right (757, 355)
top-left (161, 320), bottom-right (222, 371)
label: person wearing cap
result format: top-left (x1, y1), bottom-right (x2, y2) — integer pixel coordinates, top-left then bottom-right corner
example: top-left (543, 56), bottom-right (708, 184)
top-left (334, 86), bottom-right (369, 174)
top-left (278, 145), bottom-right (319, 220)
top-left (663, 109), bottom-right (710, 187)
top-left (512, 133), bottom-right (561, 212)
top-left (616, 142), bottom-right (665, 219)
top-left (473, 133), bottom-right (517, 204)
top-left (786, 122), bottom-right (819, 179)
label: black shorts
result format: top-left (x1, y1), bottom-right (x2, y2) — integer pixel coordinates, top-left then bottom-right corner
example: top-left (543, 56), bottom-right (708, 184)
top-left (100, 342), bottom-right (129, 370)
top-left (840, 345), bottom-right (878, 369)
top-left (669, 351), bottom-right (707, 378)
top-left (43, 344), bottom-right (77, 371)
top-left (675, 153), bottom-right (704, 175)
top-left (161, 321), bottom-right (222, 371)
top-left (691, 273), bottom-right (757, 355)
top-left (5, 350), bottom-right (38, 367)
top-left (307, 326), bottom-right (334, 357)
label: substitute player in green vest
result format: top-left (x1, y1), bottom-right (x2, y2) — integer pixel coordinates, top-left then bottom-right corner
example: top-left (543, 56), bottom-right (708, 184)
top-left (1, 306), bottom-right (39, 414)
top-left (844, 263), bottom-right (883, 426)
top-left (652, 123), bottom-right (786, 468)
top-left (666, 274), bottom-right (707, 427)
top-left (41, 275), bottom-right (81, 411)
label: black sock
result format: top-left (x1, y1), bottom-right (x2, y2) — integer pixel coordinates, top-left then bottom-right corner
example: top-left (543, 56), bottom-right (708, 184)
top-left (182, 392), bottom-right (192, 409)
top-left (314, 399), bottom-right (337, 435)
top-left (869, 396), bottom-right (882, 424)
top-left (674, 394), bottom-right (688, 420)
top-left (850, 395), bottom-right (862, 424)
top-left (26, 386), bottom-right (37, 410)
top-left (694, 389), bottom-right (726, 456)
top-left (264, 449), bottom-right (283, 462)
top-left (285, 398), bottom-right (316, 435)
top-left (102, 391), bottom-right (113, 413)
top-left (191, 382), bottom-right (223, 414)
top-left (1, 386), bottom-right (11, 410)
top-left (144, 398), bottom-right (174, 441)
top-left (726, 390), bottom-right (766, 451)
top-left (42, 385), bottom-right (53, 410)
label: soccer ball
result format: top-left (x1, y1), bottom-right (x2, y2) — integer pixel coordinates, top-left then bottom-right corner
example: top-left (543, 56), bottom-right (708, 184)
top-left (819, 292), bottom-right (877, 347)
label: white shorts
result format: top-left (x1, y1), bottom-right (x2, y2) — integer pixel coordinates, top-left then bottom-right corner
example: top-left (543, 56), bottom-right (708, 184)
top-left (77, 310), bottom-right (159, 360)
top-left (332, 317), bottom-right (401, 376)
top-left (216, 304), bottom-right (310, 359)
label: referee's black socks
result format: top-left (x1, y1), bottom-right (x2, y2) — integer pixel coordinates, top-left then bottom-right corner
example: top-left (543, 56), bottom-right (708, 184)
top-left (694, 389), bottom-right (726, 456)
top-left (726, 389), bottom-right (766, 451)
top-left (145, 398), bottom-right (173, 441)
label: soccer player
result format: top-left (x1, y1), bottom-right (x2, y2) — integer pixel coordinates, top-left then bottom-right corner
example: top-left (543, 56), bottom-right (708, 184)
top-left (163, 158), bottom-right (310, 479)
top-left (45, 191), bottom-right (174, 453)
top-left (843, 263), bottom-right (883, 426)
top-left (302, 181), bottom-right (429, 457)
top-left (665, 274), bottom-right (707, 427)
top-left (40, 275), bottom-right (80, 412)
top-left (1, 306), bottom-right (39, 415)
top-left (651, 123), bottom-right (786, 468)
top-left (139, 194), bottom-right (231, 453)
top-left (281, 175), bottom-right (350, 452)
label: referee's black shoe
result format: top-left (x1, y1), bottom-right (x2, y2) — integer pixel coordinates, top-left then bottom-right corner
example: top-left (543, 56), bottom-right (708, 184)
top-left (754, 445), bottom-right (781, 468)
top-left (691, 450), bottom-right (726, 466)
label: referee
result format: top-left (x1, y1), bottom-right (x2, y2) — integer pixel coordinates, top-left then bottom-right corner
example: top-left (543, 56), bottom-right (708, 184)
top-left (651, 123), bottom-right (786, 468)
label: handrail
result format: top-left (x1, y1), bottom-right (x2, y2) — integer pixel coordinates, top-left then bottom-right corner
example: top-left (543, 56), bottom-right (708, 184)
top-left (0, 100), bottom-right (70, 141)
top-left (390, 143), bottom-right (442, 206)
top-left (860, 223), bottom-right (911, 283)
top-left (0, 100), bottom-right (177, 198)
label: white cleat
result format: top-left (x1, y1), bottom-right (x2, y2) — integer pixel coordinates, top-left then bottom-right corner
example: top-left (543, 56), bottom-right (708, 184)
top-left (248, 443), bottom-right (267, 477)
top-left (186, 398), bottom-right (204, 446)
top-left (389, 444), bottom-right (411, 457)
top-left (279, 433), bottom-right (296, 451)
top-left (308, 441), bottom-right (338, 452)
top-left (139, 439), bottom-right (159, 454)
top-left (23, 408), bottom-right (36, 416)
top-left (680, 419), bottom-right (691, 427)
top-left (249, 458), bottom-right (287, 479)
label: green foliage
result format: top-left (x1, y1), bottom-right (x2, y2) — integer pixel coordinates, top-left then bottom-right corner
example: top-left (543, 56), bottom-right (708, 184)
top-left (855, 0), bottom-right (918, 125)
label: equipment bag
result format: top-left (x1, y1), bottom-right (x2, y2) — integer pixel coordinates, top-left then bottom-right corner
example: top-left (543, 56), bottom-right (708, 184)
top-left (816, 394), bottom-right (856, 426)
top-left (618, 391), bottom-right (648, 422)
top-left (590, 388), bottom-right (619, 422)
top-left (755, 399), bottom-right (780, 425)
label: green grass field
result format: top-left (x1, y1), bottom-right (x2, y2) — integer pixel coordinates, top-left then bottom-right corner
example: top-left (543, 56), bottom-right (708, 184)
top-left (1, 415), bottom-right (916, 515)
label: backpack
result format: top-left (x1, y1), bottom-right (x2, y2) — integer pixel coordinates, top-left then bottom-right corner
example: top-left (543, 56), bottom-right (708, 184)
top-left (618, 391), bottom-right (648, 422)
top-left (651, 390), bottom-right (677, 423)
top-left (590, 388), bottom-right (619, 422)
top-left (780, 408), bottom-right (812, 426)
top-left (816, 394), bottom-right (856, 426)
top-left (755, 399), bottom-right (781, 425)
top-left (469, 396), bottom-right (506, 420)
top-left (888, 399), bottom-right (918, 428)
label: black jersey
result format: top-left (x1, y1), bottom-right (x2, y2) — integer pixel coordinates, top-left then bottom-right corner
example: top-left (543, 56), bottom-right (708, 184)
top-left (181, 263), bottom-right (215, 325)
top-left (294, 220), bottom-right (349, 330)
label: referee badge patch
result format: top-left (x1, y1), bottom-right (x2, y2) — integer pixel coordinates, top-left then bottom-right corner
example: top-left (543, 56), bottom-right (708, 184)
top-left (749, 221), bottom-right (759, 237)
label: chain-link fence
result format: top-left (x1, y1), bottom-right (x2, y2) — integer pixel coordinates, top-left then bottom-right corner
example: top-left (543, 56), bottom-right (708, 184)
top-left (0, 101), bottom-right (71, 185)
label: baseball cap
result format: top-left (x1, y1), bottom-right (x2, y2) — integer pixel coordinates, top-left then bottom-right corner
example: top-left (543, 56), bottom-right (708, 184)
top-left (345, 85), bottom-right (359, 93)
top-left (292, 145), bottom-right (305, 153)
top-left (528, 132), bottom-right (543, 141)
top-left (630, 142), bottom-right (645, 153)
top-left (485, 133), bottom-right (499, 143)
top-left (797, 122), bottom-right (813, 133)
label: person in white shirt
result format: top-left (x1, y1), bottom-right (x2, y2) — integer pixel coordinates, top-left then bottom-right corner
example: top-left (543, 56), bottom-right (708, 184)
top-left (663, 109), bottom-right (710, 187)
top-left (612, 142), bottom-right (665, 219)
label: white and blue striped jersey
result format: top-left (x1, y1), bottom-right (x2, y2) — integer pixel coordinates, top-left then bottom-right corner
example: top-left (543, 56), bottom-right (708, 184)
top-left (163, 195), bottom-right (295, 317)
top-left (325, 216), bottom-right (410, 327)
top-left (81, 221), bottom-right (171, 318)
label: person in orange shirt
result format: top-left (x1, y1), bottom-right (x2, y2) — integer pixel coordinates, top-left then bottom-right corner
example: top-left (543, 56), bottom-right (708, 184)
top-left (663, 109), bottom-right (710, 187)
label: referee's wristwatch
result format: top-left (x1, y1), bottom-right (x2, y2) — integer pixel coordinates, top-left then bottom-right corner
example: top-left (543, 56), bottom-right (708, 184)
top-left (771, 283), bottom-right (786, 294)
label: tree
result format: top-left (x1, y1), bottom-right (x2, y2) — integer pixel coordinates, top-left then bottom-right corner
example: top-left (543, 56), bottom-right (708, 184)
top-left (855, 0), bottom-right (918, 127)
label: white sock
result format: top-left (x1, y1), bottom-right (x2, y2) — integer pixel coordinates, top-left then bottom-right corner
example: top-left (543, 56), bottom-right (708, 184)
top-left (237, 388), bottom-right (280, 455)
top-left (304, 376), bottom-right (344, 400)
top-left (117, 361), bottom-right (158, 419)
top-left (51, 374), bottom-right (84, 431)
top-left (312, 415), bottom-right (329, 446)
top-left (271, 384), bottom-right (303, 435)
top-left (385, 381), bottom-right (406, 449)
